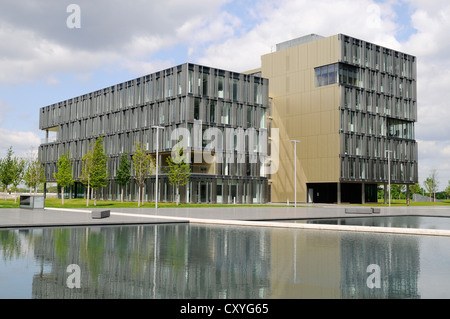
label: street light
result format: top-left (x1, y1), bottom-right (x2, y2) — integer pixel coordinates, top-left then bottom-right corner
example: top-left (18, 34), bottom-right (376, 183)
top-left (152, 126), bottom-right (165, 209)
top-left (290, 140), bottom-right (300, 208)
top-left (385, 150), bottom-right (392, 207)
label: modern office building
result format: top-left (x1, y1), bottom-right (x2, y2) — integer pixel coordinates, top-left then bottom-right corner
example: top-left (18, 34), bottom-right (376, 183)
top-left (39, 63), bottom-right (270, 204)
top-left (258, 34), bottom-right (418, 203)
top-left (39, 33), bottom-right (418, 205)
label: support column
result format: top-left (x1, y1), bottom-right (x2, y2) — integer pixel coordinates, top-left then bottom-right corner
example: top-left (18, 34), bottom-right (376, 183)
top-left (337, 182), bottom-right (341, 204)
top-left (361, 183), bottom-right (365, 205)
top-left (406, 184), bottom-right (410, 204)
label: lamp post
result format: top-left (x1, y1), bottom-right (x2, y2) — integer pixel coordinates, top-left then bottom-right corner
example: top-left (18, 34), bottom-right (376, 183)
top-left (152, 126), bottom-right (165, 209)
top-left (385, 150), bottom-right (392, 207)
top-left (290, 140), bottom-right (300, 208)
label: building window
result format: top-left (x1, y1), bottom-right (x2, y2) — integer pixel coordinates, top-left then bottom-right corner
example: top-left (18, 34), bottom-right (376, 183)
top-left (315, 63), bottom-right (338, 87)
top-left (216, 75), bottom-right (224, 98)
top-left (188, 70), bottom-right (194, 94)
top-left (209, 100), bottom-right (216, 123)
top-left (254, 81), bottom-right (262, 104)
top-left (222, 102), bottom-right (230, 125)
top-left (388, 119), bottom-right (414, 140)
top-left (339, 64), bottom-right (359, 87)
top-left (194, 98), bottom-right (201, 121)
top-left (202, 72), bottom-right (209, 97)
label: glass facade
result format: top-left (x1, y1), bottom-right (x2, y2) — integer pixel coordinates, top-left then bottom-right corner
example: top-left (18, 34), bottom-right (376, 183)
top-left (39, 63), bottom-right (269, 204)
top-left (338, 35), bottom-right (418, 185)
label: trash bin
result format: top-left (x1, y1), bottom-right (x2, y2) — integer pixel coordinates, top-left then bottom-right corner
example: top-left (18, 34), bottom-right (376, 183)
top-left (20, 195), bottom-right (45, 209)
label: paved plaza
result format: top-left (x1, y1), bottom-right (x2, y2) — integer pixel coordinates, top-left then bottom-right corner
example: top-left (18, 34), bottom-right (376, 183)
top-left (1, 204), bottom-right (450, 229)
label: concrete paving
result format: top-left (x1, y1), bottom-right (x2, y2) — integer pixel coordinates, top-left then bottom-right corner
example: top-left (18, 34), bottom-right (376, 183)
top-left (0, 207), bottom-right (189, 229)
top-left (1, 204), bottom-right (450, 230)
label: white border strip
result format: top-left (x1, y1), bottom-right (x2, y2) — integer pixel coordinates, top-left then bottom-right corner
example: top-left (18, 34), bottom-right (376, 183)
top-left (187, 218), bottom-right (450, 237)
top-left (44, 208), bottom-right (450, 237)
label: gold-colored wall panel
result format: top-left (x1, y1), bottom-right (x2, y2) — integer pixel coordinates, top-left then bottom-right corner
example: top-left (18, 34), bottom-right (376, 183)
top-left (262, 35), bottom-right (341, 203)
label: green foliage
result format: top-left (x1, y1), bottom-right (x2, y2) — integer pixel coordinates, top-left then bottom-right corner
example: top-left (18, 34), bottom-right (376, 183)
top-left (81, 136), bottom-right (108, 206)
top-left (116, 153), bottom-right (131, 203)
top-left (11, 156), bottom-right (26, 202)
top-left (24, 157), bottom-right (46, 193)
top-left (91, 136), bottom-right (108, 192)
top-left (424, 169), bottom-right (439, 202)
top-left (132, 142), bottom-right (155, 206)
top-left (53, 151), bottom-right (73, 205)
top-left (116, 153), bottom-right (131, 187)
top-left (54, 151), bottom-right (74, 188)
top-left (166, 144), bottom-right (191, 205)
top-left (410, 183), bottom-right (421, 195)
top-left (80, 141), bottom-right (94, 206)
top-left (0, 147), bottom-right (14, 191)
top-left (445, 181), bottom-right (450, 199)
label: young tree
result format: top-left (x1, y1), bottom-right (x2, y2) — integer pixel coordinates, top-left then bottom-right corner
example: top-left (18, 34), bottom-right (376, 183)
top-left (91, 136), bottom-right (108, 206)
top-left (0, 146), bottom-right (14, 193)
top-left (80, 142), bottom-right (94, 207)
top-left (424, 169), bottom-right (439, 202)
top-left (390, 184), bottom-right (401, 201)
top-left (53, 151), bottom-right (74, 205)
top-left (24, 157), bottom-right (46, 194)
top-left (11, 157), bottom-right (26, 203)
top-left (410, 183), bottom-right (421, 196)
top-left (166, 143), bottom-right (191, 205)
top-left (132, 142), bottom-right (155, 207)
top-left (445, 181), bottom-right (450, 200)
top-left (116, 153), bottom-right (131, 203)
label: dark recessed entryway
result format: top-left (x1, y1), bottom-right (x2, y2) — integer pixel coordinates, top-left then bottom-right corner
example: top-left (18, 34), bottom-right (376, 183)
top-left (307, 182), bottom-right (378, 204)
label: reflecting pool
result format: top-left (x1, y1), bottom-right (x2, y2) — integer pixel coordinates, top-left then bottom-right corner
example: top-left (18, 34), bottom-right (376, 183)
top-left (298, 215), bottom-right (450, 230)
top-left (1, 223), bottom-right (450, 299)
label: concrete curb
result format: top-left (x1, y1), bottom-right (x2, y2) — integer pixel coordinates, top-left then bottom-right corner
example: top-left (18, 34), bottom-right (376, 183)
top-left (13, 207), bottom-right (450, 237)
top-left (110, 211), bottom-right (450, 237)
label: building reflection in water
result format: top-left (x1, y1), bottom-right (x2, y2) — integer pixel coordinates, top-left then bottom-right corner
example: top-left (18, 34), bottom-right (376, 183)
top-left (0, 223), bottom-right (429, 298)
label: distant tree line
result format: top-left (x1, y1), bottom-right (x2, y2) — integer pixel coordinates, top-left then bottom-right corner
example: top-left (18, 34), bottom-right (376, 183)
top-left (0, 146), bottom-right (46, 202)
top-left (52, 136), bottom-right (190, 206)
top-left (377, 168), bottom-right (450, 202)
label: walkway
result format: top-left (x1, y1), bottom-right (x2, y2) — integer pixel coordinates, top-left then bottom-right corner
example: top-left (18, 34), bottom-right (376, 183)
top-left (2, 205), bottom-right (450, 236)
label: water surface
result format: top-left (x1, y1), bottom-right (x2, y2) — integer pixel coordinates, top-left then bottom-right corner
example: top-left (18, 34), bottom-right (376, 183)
top-left (1, 223), bottom-right (450, 298)
top-left (298, 215), bottom-right (450, 230)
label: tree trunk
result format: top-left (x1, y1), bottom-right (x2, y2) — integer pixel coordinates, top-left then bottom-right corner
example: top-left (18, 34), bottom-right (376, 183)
top-left (94, 189), bottom-right (97, 206)
top-left (62, 186), bottom-right (65, 205)
top-left (138, 185), bottom-right (141, 207)
top-left (121, 185), bottom-right (124, 203)
top-left (176, 186), bottom-right (179, 206)
top-left (86, 184), bottom-right (90, 207)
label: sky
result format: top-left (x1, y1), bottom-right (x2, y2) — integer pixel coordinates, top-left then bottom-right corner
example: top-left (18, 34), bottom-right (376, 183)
top-left (0, 0), bottom-right (449, 190)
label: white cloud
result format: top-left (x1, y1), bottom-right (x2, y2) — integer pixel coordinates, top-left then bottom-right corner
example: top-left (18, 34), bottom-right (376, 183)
top-left (417, 140), bottom-right (450, 188)
top-left (0, 0), bottom-right (231, 84)
top-left (197, 0), bottom-right (402, 72)
top-left (0, 128), bottom-right (41, 158)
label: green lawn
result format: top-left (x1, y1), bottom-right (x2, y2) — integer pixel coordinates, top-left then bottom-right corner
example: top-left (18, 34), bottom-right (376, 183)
top-left (0, 199), bottom-right (20, 209)
top-left (1, 197), bottom-right (290, 209)
top-left (361, 199), bottom-right (450, 207)
top-left (1, 197), bottom-right (449, 209)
